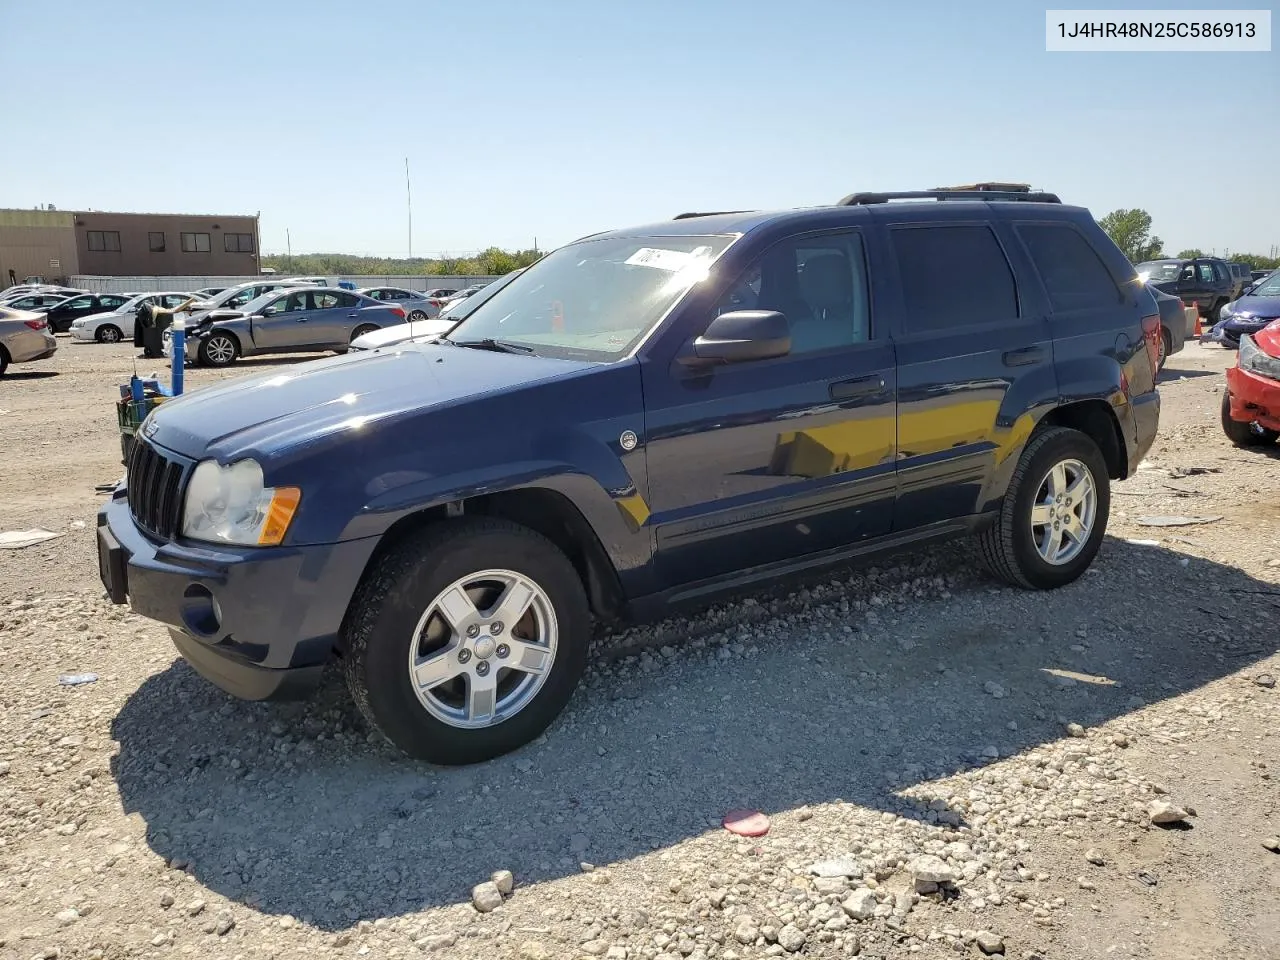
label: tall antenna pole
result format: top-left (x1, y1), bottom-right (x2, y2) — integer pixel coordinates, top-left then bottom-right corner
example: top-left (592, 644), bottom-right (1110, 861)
top-left (286, 228), bottom-right (292, 272)
top-left (405, 157), bottom-right (413, 260)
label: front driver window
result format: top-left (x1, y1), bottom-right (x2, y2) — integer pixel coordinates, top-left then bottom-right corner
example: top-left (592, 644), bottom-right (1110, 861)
top-left (710, 233), bottom-right (871, 354)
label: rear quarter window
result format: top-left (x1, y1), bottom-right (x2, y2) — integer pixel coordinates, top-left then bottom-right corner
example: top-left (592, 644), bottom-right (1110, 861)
top-left (891, 224), bottom-right (1018, 332)
top-left (1016, 223), bottom-right (1122, 312)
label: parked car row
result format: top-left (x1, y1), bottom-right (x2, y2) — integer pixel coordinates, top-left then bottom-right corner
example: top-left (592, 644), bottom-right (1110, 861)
top-left (1137, 256), bottom-right (1275, 324)
top-left (1201, 269), bottom-right (1280, 349)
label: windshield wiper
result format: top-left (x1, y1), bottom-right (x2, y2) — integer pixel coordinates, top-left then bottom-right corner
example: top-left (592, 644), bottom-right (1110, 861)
top-left (448, 338), bottom-right (536, 355)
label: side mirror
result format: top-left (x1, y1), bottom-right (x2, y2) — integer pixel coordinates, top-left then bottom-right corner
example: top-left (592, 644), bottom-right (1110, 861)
top-left (262, 305), bottom-right (279, 316)
top-left (680, 310), bottom-right (791, 367)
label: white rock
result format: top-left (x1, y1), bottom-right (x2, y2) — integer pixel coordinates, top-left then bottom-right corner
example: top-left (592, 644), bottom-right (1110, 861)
top-left (471, 881), bottom-right (504, 912)
top-left (55, 908), bottom-right (80, 926)
top-left (907, 854), bottom-right (957, 884)
top-left (1066, 723), bottom-right (1086, 738)
top-left (841, 889), bottom-right (878, 920)
top-left (975, 930), bottom-right (1005, 954)
top-left (491, 869), bottom-right (514, 896)
top-left (777, 924), bottom-right (806, 953)
top-left (1148, 800), bottom-right (1191, 825)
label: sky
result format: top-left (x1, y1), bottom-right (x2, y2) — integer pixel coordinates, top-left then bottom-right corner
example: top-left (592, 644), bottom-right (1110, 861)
top-left (2, 0), bottom-right (1276, 259)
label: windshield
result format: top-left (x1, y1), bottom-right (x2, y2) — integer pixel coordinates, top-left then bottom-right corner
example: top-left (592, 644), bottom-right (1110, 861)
top-left (445, 235), bottom-right (734, 361)
top-left (238, 292), bottom-right (282, 314)
top-left (1250, 271), bottom-right (1280, 296)
top-left (439, 270), bottom-right (524, 320)
top-left (1136, 261), bottom-right (1182, 281)
top-left (115, 294), bottom-right (149, 313)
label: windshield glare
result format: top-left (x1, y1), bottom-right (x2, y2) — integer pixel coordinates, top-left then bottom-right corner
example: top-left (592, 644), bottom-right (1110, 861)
top-left (1250, 272), bottom-right (1280, 297)
top-left (446, 235), bottom-right (734, 360)
top-left (1136, 261), bottom-right (1181, 281)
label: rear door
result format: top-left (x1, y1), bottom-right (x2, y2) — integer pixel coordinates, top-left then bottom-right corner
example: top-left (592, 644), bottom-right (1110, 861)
top-left (310, 290), bottom-right (362, 345)
top-left (885, 216), bottom-right (1058, 529)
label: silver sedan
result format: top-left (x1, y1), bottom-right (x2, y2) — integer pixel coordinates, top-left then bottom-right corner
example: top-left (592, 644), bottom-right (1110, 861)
top-left (0, 307), bottom-right (58, 376)
top-left (358, 286), bottom-right (440, 320)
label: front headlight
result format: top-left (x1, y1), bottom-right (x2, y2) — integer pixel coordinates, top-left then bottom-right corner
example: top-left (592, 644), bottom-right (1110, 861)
top-left (181, 459), bottom-right (301, 546)
top-left (1220, 302), bottom-right (1235, 319)
top-left (1238, 334), bottom-right (1280, 381)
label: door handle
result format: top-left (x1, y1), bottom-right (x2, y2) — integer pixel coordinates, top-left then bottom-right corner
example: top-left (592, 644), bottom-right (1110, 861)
top-left (295, 317), bottom-right (307, 322)
top-left (348, 312), bottom-right (359, 317)
top-left (830, 375), bottom-right (885, 400)
top-left (1002, 346), bottom-right (1046, 367)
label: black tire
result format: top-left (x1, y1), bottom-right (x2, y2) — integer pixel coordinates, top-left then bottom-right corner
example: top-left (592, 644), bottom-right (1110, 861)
top-left (1220, 390), bottom-right (1279, 447)
top-left (1208, 299), bottom-right (1227, 323)
top-left (978, 426), bottom-right (1111, 590)
top-left (0, 346), bottom-right (9, 377)
top-left (198, 332), bottom-right (239, 367)
top-left (342, 517), bottom-right (591, 765)
top-left (350, 324), bottom-right (379, 343)
top-left (1157, 326), bottom-right (1171, 371)
top-left (96, 324), bottom-right (123, 344)
top-left (408, 310), bottom-right (427, 322)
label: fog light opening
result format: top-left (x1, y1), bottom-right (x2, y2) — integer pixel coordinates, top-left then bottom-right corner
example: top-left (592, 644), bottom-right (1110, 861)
top-left (181, 583), bottom-right (222, 637)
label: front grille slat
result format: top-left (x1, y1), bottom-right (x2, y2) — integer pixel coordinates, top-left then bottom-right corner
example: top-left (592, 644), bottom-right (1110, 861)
top-left (126, 439), bottom-right (187, 540)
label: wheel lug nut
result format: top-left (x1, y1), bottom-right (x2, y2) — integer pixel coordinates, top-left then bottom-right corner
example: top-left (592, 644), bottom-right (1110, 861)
top-left (496, 643), bottom-right (510, 659)
top-left (458, 649), bottom-right (472, 664)
top-left (475, 661), bottom-right (490, 677)
top-left (490, 621), bottom-right (504, 636)
top-left (466, 624), bottom-right (480, 639)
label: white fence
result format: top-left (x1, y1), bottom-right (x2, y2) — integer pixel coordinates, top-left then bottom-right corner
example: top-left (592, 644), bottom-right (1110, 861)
top-left (68, 274), bottom-right (502, 294)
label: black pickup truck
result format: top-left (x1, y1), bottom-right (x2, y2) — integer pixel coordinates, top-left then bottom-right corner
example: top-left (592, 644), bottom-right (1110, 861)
top-left (1137, 257), bottom-right (1235, 321)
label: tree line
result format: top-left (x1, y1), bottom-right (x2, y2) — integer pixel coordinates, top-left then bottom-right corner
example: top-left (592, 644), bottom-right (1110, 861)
top-left (1098, 209), bottom-right (1279, 270)
top-left (260, 246), bottom-right (543, 277)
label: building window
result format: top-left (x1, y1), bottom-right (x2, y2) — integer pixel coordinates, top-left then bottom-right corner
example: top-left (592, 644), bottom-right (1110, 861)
top-left (181, 232), bottom-right (211, 253)
top-left (148, 232), bottom-right (166, 252)
top-left (223, 232), bottom-right (255, 253)
top-left (87, 230), bottom-right (121, 252)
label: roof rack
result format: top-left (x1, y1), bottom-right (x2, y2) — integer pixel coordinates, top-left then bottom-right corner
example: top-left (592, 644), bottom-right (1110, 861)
top-left (837, 188), bottom-right (1061, 206)
top-left (672, 210), bottom-right (753, 219)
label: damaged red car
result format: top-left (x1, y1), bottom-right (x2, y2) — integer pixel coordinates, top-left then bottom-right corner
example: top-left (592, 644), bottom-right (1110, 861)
top-left (1222, 319), bottom-right (1280, 447)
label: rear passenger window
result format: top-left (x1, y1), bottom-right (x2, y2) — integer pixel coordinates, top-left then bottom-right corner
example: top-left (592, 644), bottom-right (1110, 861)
top-left (891, 225), bottom-right (1017, 331)
top-left (1017, 223), bottom-right (1121, 312)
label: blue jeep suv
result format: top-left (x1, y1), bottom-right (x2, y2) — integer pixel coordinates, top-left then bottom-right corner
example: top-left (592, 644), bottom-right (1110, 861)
top-left (98, 186), bottom-right (1162, 765)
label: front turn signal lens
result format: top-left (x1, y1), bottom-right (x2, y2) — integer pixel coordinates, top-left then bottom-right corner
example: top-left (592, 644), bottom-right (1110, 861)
top-left (258, 487), bottom-right (302, 546)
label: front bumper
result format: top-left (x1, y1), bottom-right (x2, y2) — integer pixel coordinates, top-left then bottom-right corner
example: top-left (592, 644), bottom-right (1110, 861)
top-left (97, 490), bottom-right (380, 701)
top-left (70, 326), bottom-right (96, 341)
top-left (1226, 364), bottom-right (1280, 434)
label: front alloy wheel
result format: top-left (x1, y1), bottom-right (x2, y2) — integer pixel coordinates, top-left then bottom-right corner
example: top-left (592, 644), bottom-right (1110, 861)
top-left (408, 569), bottom-right (558, 728)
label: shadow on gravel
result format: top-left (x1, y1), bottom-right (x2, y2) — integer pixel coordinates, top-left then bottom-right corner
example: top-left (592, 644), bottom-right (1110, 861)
top-left (1157, 366), bottom-right (1219, 384)
top-left (110, 536), bottom-right (1279, 930)
top-left (3, 370), bottom-right (59, 380)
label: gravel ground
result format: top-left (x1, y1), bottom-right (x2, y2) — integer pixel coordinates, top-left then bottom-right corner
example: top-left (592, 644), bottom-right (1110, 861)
top-left (0, 337), bottom-right (1276, 960)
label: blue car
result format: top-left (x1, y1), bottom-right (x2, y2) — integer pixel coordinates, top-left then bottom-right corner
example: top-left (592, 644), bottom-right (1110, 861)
top-left (1202, 271), bottom-right (1280, 348)
top-left (98, 185), bottom-right (1160, 764)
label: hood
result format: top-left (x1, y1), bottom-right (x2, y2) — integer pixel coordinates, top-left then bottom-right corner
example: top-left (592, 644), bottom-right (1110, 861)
top-left (1225, 294), bottom-right (1280, 320)
top-left (350, 316), bottom-right (455, 350)
top-left (145, 342), bottom-right (596, 460)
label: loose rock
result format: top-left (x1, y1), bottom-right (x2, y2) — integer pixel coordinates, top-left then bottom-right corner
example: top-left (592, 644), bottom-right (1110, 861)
top-left (842, 889), bottom-right (878, 921)
top-left (777, 924), bottom-right (806, 953)
top-left (1148, 800), bottom-right (1193, 825)
top-left (975, 930), bottom-right (1005, 955)
top-left (471, 881), bottom-right (504, 913)
top-left (491, 869), bottom-right (515, 896)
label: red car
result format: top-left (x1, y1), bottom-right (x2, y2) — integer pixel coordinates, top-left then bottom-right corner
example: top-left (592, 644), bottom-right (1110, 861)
top-left (1222, 318), bottom-right (1280, 447)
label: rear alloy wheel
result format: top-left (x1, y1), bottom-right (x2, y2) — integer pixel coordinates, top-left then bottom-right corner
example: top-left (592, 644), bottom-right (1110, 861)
top-left (350, 324), bottom-right (379, 342)
top-left (408, 310), bottom-right (428, 322)
top-left (1220, 390), bottom-right (1279, 447)
top-left (343, 517), bottom-right (590, 765)
top-left (978, 427), bottom-right (1110, 590)
top-left (198, 333), bottom-right (239, 367)
top-left (96, 324), bottom-right (123, 344)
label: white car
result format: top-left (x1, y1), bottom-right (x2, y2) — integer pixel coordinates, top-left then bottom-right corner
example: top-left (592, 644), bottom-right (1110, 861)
top-left (68, 291), bottom-right (196, 343)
